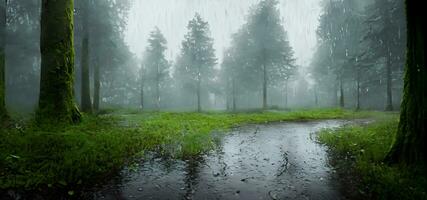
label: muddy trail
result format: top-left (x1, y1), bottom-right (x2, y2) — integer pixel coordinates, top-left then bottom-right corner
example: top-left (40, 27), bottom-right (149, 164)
top-left (85, 120), bottom-right (361, 200)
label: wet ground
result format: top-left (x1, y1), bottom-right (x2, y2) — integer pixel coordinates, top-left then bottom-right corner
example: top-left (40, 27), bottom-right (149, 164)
top-left (88, 120), bottom-right (353, 200)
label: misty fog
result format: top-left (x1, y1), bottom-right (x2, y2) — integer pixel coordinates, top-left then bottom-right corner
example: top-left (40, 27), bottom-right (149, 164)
top-left (3, 0), bottom-right (423, 199)
top-left (3, 0), bottom-right (405, 113)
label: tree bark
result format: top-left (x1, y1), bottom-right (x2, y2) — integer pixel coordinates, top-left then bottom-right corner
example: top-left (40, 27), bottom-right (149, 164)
top-left (37, 0), bottom-right (81, 124)
top-left (386, 0), bottom-right (426, 165)
top-left (93, 60), bottom-right (100, 112)
top-left (80, 3), bottom-right (92, 113)
top-left (385, 50), bottom-right (394, 111)
top-left (0, 0), bottom-right (7, 121)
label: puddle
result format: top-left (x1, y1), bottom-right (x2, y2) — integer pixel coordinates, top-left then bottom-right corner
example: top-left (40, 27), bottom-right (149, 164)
top-left (87, 120), bottom-right (351, 200)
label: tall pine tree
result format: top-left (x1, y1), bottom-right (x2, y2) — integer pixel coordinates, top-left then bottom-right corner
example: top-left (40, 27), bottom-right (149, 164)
top-left (142, 27), bottom-right (169, 110)
top-left (244, 0), bottom-right (295, 109)
top-left (176, 14), bottom-right (217, 112)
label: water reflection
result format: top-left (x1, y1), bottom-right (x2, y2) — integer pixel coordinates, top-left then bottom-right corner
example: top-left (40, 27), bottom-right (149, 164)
top-left (182, 157), bottom-right (203, 200)
top-left (4, 120), bottom-right (355, 200)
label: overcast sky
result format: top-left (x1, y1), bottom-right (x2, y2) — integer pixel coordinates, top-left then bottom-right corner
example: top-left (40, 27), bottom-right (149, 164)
top-left (125, 0), bottom-right (322, 66)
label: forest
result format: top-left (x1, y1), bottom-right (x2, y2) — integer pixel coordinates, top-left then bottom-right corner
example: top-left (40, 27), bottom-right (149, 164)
top-left (0, 0), bottom-right (425, 199)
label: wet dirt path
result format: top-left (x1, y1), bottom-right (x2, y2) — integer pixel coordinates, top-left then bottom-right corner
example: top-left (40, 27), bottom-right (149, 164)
top-left (90, 120), bottom-right (352, 200)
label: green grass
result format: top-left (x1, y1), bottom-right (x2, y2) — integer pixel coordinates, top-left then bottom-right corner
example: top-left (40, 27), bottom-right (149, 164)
top-left (0, 108), bottom-right (377, 192)
top-left (318, 114), bottom-right (427, 200)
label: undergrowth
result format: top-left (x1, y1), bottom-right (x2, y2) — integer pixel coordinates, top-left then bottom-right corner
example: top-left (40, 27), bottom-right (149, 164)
top-left (318, 114), bottom-right (427, 200)
top-left (0, 108), bottom-right (377, 193)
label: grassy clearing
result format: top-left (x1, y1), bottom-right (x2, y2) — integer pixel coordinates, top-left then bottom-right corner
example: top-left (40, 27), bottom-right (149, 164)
top-left (318, 114), bottom-right (427, 200)
top-left (1, 108), bottom-right (376, 192)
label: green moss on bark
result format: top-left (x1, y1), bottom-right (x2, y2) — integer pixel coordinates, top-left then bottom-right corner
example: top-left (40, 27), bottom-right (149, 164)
top-left (37, 0), bottom-right (81, 124)
top-left (387, 0), bottom-right (426, 165)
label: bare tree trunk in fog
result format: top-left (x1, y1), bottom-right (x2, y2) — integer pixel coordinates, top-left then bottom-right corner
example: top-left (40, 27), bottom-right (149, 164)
top-left (262, 63), bottom-right (268, 110)
top-left (386, 0), bottom-right (426, 165)
top-left (93, 59), bottom-right (100, 112)
top-left (37, 0), bottom-right (81, 124)
top-left (356, 67), bottom-right (361, 111)
top-left (314, 85), bottom-right (319, 107)
top-left (333, 77), bottom-right (338, 106)
top-left (226, 79), bottom-right (230, 111)
top-left (232, 78), bottom-right (236, 112)
top-left (80, 2), bottom-right (92, 113)
top-left (339, 75), bottom-right (345, 108)
top-left (197, 65), bottom-right (202, 112)
top-left (385, 49), bottom-right (393, 111)
top-left (155, 63), bottom-right (160, 111)
top-left (0, 0), bottom-right (8, 121)
top-left (140, 64), bottom-right (144, 110)
top-left (284, 79), bottom-right (288, 109)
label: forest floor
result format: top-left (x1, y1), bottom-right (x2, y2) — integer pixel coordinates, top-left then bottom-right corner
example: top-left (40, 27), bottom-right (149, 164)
top-left (1, 108), bottom-right (422, 199)
top-left (318, 114), bottom-right (427, 200)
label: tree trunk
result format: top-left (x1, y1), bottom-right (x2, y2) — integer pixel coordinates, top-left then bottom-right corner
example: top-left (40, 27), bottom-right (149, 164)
top-left (80, 28), bottom-right (92, 113)
top-left (197, 66), bottom-right (201, 112)
top-left (225, 78), bottom-right (230, 111)
top-left (314, 85), bottom-right (319, 107)
top-left (386, 0), bottom-right (426, 165)
top-left (0, 0), bottom-right (7, 121)
top-left (37, 0), bottom-right (81, 124)
top-left (385, 50), bottom-right (394, 111)
top-left (333, 78), bottom-right (338, 106)
top-left (232, 77), bottom-right (236, 112)
top-left (156, 63), bottom-right (160, 111)
top-left (93, 60), bottom-right (100, 112)
top-left (262, 64), bottom-right (268, 110)
top-left (356, 68), bottom-right (361, 111)
top-left (140, 64), bottom-right (144, 110)
top-left (339, 76), bottom-right (345, 108)
top-left (284, 79), bottom-right (288, 109)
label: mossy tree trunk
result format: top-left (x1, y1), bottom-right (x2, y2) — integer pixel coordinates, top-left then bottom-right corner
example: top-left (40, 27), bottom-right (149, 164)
top-left (37, 0), bottom-right (81, 124)
top-left (80, 3), bottom-right (92, 113)
top-left (0, 0), bottom-right (8, 121)
top-left (386, 0), bottom-right (426, 165)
